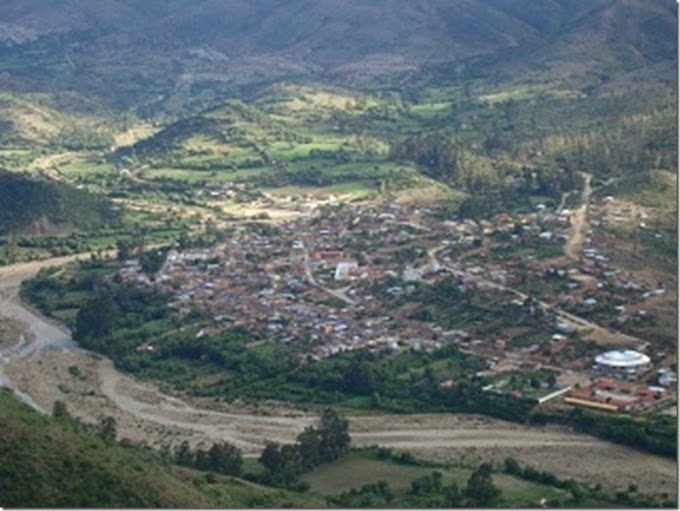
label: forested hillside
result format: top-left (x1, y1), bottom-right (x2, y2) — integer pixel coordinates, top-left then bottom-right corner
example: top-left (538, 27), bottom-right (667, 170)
top-left (0, 170), bottom-right (120, 235)
top-left (0, 390), bottom-right (215, 507)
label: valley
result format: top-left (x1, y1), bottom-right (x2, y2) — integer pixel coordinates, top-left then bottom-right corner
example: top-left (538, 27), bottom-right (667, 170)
top-left (0, 252), bottom-right (676, 496)
top-left (0, 0), bottom-right (676, 508)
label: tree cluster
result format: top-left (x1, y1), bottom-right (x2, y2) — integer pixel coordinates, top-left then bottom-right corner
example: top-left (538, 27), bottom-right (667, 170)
top-left (326, 464), bottom-right (497, 508)
top-left (73, 280), bottom-right (173, 359)
top-left (258, 408), bottom-right (350, 483)
top-left (174, 441), bottom-right (243, 477)
top-left (463, 462), bottom-right (501, 506)
top-left (567, 408), bottom-right (676, 458)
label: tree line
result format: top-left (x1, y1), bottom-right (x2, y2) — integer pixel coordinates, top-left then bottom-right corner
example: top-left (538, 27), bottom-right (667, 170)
top-left (174, 441), bottom-right (243, 477)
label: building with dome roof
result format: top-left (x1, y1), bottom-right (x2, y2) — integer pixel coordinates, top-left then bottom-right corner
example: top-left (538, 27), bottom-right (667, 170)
top-left (592, 349), bottom-right (651, 379)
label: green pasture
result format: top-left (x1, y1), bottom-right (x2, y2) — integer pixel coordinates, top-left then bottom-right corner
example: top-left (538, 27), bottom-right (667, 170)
top-left (59, 160), bottom-right (116, 178)
top-left (300, 452), bottom-right (567, 506)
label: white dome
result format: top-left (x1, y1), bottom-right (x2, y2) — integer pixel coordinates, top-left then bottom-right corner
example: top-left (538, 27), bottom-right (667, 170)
top-left (594, 350), bottom-right (650, 368)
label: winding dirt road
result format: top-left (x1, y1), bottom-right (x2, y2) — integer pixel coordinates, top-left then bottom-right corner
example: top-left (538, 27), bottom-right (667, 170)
top-left (0, 253), bottom-right (676, 493)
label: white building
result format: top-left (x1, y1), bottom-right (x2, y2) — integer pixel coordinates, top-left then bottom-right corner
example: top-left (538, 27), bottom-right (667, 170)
top-left (334, 260), bottom-right (359, 281)
top-left (593, 349), bottom-right (651, 379)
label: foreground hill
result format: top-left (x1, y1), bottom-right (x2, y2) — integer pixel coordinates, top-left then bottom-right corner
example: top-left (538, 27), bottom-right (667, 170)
top-left (0, 390), bottom-right (216, 507)
top-left (0, 389), bottom-right (326, 508)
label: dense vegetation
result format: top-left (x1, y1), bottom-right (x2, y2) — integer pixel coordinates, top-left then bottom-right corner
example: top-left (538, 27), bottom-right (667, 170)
top-left (0, 170), bottom-right (120, 236)
top-left (0, 389), bottom-right (225, 508)
top-left (313, 447), bottom-right (675, 508)
top-left (1, 2), bottom-right (676, 507)
top-left (12, 387), bottom-right (666, 509)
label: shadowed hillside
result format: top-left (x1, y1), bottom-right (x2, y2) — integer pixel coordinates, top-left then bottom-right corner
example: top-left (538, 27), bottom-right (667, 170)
top-left (0, 389), bottom-right (326, 508)
top-left (0, 170), bottom-right (120, 235)
top-left (0, 0), bottom-right (673, 108)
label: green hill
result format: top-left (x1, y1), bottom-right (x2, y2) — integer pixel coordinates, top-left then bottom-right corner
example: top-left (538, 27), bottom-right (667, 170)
top-left (0, 389), bottom-right (216, 508)
top-left (0, 389), bottom-right (324, 508)
top-left (0, 170), bottom-right (121, 235)
top-left (113, 93), bottom-right (430, 194)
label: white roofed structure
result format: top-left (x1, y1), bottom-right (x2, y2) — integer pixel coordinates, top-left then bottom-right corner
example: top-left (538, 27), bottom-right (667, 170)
top-left (593, 350), bottom-right (651, 379)
top-left (595, 350), bottom-right (650, 368)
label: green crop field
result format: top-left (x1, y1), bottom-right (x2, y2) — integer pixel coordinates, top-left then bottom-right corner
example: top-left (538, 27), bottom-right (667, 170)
top-left (300, 452), bottom-right (568, 507)
top-left (301, 454), bottom-right (435, 493)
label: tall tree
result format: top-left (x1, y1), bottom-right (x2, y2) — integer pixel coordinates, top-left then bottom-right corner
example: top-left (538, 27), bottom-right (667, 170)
top-left (175, 441), bottom-right (194, 466)
top-left (97, 416), bottom-right (117, 442)
top-left (318, 408), bottom-right (351, 462)
top-left (464, 462), bottom-right (500, 506)
top-left (296, 426), bottom-right (322, 470)
top-left (74, 290), bottom-right (119, 340)
top-left (206, 442), bottom-right (243, 476)
top-left (116, 239), bottom-right (132, 261)
top-left (259, 442), bottom-right (285, 474)
top-left (343, 357), bottom-right (376, 395)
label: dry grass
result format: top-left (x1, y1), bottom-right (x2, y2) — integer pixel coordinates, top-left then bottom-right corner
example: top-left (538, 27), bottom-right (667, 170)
top-left (112, 123), bottom-right (158, 149)
top-left (0, 317), bottom-right (29, 347)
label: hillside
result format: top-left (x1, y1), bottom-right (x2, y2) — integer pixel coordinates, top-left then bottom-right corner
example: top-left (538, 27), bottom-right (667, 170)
top-left (0, 0), bottom-right (673, 111)
top-left (0, 389), bottom-right (327, 508)
top-left (0, 389), bottom-right (216, 508)
top-left (0, 170), bottom-right (120, 235)
top-left (0, 92), bottom-right (115, 148)
top-left (492, 0), bottom-right (677, 90)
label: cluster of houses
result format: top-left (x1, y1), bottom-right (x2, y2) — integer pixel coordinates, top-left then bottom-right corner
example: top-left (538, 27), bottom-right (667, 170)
top-left (565, 378), bottom-right (668, 413)
top-left (114, 195), bottom-right (674, 414)
top-left (116, 200), bottom-right (574, 361)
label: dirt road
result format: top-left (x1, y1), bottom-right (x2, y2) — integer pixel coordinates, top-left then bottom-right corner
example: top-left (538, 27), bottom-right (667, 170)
top-left (0, 253), bottom-right (676, 494)
top-left (564, 172), bottom-right (592, 260)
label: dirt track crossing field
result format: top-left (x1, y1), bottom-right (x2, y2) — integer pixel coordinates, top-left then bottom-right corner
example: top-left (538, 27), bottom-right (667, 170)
top-left (0, 254), bottom-right (676, 495)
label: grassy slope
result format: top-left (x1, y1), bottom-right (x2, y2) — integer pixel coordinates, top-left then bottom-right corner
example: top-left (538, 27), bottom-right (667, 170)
top-left (0, 390), bottom-right (216, 508)
top-left (0, 390), bottom-right (324, 508)
top-left (300, 452), bottom-right (568, 507)
top-left (0, 91), bottom-right (116, 148)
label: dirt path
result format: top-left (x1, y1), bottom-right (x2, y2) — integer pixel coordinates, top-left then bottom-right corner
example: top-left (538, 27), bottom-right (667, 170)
top-left (564, 172), bottom-right (592, 260)
top-left (3, 347), bottom-right (676, 492)
top-left (29, 151), bottom-right (83, 171)
top-left (0, 252), bottom-right (676, 494)
top-left (557, 190), bottom-right (571, 212)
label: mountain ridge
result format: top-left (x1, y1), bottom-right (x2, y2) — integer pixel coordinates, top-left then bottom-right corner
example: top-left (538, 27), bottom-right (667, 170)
top-left (0, 0), bottom-right (673, 105)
